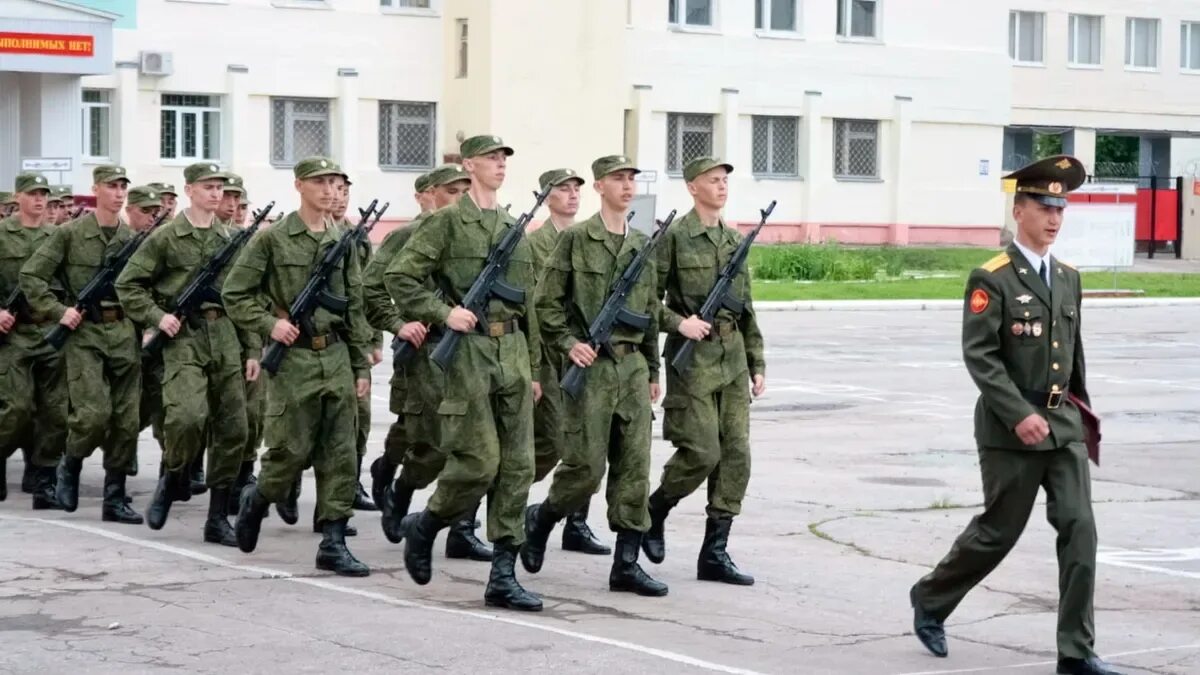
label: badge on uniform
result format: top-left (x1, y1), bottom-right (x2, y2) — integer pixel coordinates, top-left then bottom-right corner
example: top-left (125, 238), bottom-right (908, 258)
top-left (1012, 322), bottom-right (1024, 336)
top-left (1016, 294), bottom-right (1033, 304)
top-left (1018, 268), bottom-right (1028, 275)
top-left (1023, 321), bottom-right (1032, 336)
top-left (1032, 322), bottom-right (1043, 337)
top-left (969, 289), bottom-right (989, 314)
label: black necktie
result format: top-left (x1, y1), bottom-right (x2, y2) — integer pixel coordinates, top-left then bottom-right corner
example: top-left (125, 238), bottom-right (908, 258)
top-left (1039, 261), bottom-right (1049, 288)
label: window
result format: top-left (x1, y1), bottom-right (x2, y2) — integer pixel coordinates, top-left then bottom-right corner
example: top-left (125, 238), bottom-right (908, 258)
top-left (160, 94), bottom-right (221, 162)
top-left (668, 0), bottom-right (712, 27)
top-left (1182, 22), bottom-right (1200, 71)
top-left (752, 116), bottom-right (799, 177)
top-left (81, 89), bottom-right (111, 159)
top-left (271, 98), bottom-right (330, 165)
top-left (1125, 17), bottom-right (1159, 69)
top-left (380, 0), bottom-right (429, 7)
top-left (455, 19), bottom-right (468, 78)
top-left (834, 119), bottom-right (878, 179)
top-left (837, 0), bottom-right (877, 39)
top-left (755, 0), bottom-right (797, 32)
top-left (379, 101), bottom-right (435, 169)
top-left (1008, 11), bottom-right (1044, 63)
top-left (666, 113), bottom-right (713, 173)
top-left (1068, 14), bottom-right (1102, 66)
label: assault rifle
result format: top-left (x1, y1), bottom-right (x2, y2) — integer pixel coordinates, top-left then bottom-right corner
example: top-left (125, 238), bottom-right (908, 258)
top-left (669, 200), bottom-right (776, 373)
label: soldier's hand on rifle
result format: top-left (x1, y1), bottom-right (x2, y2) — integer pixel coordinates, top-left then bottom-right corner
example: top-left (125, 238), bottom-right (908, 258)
top-left (751, 374), bottom-right (766, 398)
top-left (245, 359), bottom-right (261, 383)
top-left (271, 318), bottom-right (300, 345)
top-left (60, 307), bottom-right (83, 330)
top-left (649, 382), bottom-right (661, 404)
top-left (158, 314), bottom-right (182, 337)
top-left (0, 309), bottom-right (14, 333)
top-left (532, 381), bottom-right (543, 403)
top-left (397, 321), bottom-right (428, 348)
top-left (568, 342), bottom-right (597, 368)
top-left (356, 378), bottom-right (370, 399)
top-left (1014, 413), bottom-right (1050, 446)
top-left (446, 306), bottom-right (477, 333)
top-left (679, 315), bottom-right (711, 341)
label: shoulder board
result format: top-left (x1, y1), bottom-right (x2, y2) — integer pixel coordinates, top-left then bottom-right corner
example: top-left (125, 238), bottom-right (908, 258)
top-left (979, 252), bottom-right (1010, 273)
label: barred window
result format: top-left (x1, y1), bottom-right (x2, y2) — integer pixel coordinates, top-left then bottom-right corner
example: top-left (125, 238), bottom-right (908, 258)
top-left (666, 113), bottom-right (714, 173)
top-left (379, 101), bottom-right (436, 169)
top-left (271, 98), bottom-right (330, 165)
top-left (81, 89), bottom-right (111, 159)
top-left (161, 94), bottom-right (221, 162)
top-left (834, 119), bottom-right (878, 179)
top-left (752, 116), bottom-right (799, 177)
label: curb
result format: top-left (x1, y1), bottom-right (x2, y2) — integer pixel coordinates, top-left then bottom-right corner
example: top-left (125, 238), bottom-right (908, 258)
top-left (755, 297), bottom-right (1200, 312)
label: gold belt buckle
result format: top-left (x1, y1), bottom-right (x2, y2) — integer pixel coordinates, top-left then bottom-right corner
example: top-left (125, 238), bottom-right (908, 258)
top-left (311, 335), bottom-right (328, 350)
top-left (1046, 390), bottom-right (1063, 409)
top-left (489, 322), bottom-right (506, 338)
top-left (102, 308), bottom-right (119, 322)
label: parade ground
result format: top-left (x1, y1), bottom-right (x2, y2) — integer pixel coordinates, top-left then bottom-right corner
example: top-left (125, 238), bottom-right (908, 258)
top-left (2, 301), bottom-right (1198, 675)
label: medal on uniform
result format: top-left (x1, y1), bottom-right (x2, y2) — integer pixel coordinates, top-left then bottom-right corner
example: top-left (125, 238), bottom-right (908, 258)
top-left (1011, 322), bottom-right (1024, 336)
top-left (1032, 322), bottom-right (1043, 337)
top-left (1018, 268), bottom-right (1028, 275)
top-left (1016, 294), bottom-right (1032, 304)
top-left (1023, 322), bottom-right (1032, 336)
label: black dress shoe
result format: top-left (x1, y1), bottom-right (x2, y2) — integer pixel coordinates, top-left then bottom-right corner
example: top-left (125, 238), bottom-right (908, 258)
top-left (910, 585), bottom-right (947, 658)
top-left (1057, 657), bottom-right (1125, 675)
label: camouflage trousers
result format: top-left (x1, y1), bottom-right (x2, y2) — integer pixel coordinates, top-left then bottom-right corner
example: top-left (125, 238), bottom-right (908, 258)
top-left (139, 348), bottom-right (165, 449)
top-left (258, 341), bottom-right (357, 523)
top-left (546, 351), bottom-right (651, 531)
top-left (395, 343), bottom-right (447, 489)
top-left (532, 356), bottom-right (564, 482)
top-left (63, 320), bottom-right (140, 474)
top-left (242, 375), bottom-right (264, 462)
top-left (659, 367), bottom-right (752, 518)
top-left (0, 331), bottom-right (67, 467)
top-left (426, 332), bottom-right (533, 544)
top-left (160, 317), bottom-right (247, 489)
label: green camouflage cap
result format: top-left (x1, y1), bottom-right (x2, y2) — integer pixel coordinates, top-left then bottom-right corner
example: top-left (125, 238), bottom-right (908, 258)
top-left (591, 155), bottom-right (640, 180)
top-left (184, 162), bottom-right (228, 185)
top-left (538, 168), bottom-right (585, 190)
top-left (15, 172), bottom-right (51, 194)
top-left (683, 156), bottom-right (734, 182)
top-left (413, 172), bottom-right (434, 193)
top-left (147, 182), bottom-right (177, 196)
top-left (92, 164), bottom-right (130, 185)
top-left (53, 185), bottom-right (74, 201)
top-left (0, 191), bottom-right (13, 205)
top-left (223, 173), bottom-right (246, 195)
top-left (293, 156), bottom-right (343, 180)
top-left (459, 134), bottom-right (514, 158)
top-left (127, 185), bottom-right (164, 209)
top-left (239, 190), bottom-right (250, 206)
top-left (428, 163), bottom-right (471, 188)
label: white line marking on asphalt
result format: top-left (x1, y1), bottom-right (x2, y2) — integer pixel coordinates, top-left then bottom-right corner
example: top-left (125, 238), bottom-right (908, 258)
top-left (0, 515), bottom-right (768, 675)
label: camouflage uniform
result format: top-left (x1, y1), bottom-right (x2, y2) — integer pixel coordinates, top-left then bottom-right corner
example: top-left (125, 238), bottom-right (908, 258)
top-left (645, 157), bottom-right (764, 587)
top-left (0, 172), bottom-right (67, 508)
top-left (20, 165), bottom-right (143, 523)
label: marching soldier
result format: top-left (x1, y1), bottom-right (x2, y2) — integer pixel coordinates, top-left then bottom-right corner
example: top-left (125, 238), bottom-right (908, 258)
top-left (521, 156), bottom-right (666, 596)
top-left (223, 156), bottom-right (374, 577)
top-left (228, 187), bottom-right (263, 516)
top-left (910, 156), bottom-right (1121, 675)
top-left (368, 165), bottom-right (491, 561)
top-left (644, 157), bottom-right (765, 587)
top-left (20, 165), bottom-right (145, 524)
top-left (385, 135), bottom-right (542, 610)
top-left (125, 186), bottom-right (170, 459)
top-left (0, 192), bottom-right (16, 218)
top-left (147, 182), bottom-right (179, 219)
top-left (45, 189), bottom-right (64, 227)
top-left (0, 172), bottom-right (67, 509)
top-left (116, 164), bottom-right (255, 546)
top-left (52, 187), bottom-right (76, 224)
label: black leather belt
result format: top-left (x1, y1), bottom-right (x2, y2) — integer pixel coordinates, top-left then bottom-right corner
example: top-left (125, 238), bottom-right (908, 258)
top-left (1020, 387), bottom-right (1065, 410)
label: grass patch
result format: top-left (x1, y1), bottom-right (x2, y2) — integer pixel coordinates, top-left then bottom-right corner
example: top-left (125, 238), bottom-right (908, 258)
top-left (928, 497), bottom-right (963, 510)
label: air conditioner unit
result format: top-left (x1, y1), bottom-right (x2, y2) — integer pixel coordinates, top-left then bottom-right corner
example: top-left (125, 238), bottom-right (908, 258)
top-left (139, 51), bottom-right (174, 77)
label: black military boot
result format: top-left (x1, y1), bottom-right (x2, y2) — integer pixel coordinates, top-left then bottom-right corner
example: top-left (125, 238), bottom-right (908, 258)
top-left (147, 470), bottom-right (179, 530)
top-left (381, 479), bottom-right (416, 544)
top-left (369, 456), bottom-right (397, 510)
top-left (316, 519), bottom-right (370, 577)
top-left (642, 488), bottom-right (677, 564)
top-left (562, 500), bottom-right (611, 555)
top-left (102, 472), bottom-right (144, 525)
top-left (275, 475), bottom-right (300, 525)
top-left (696, 516), bottom-right (754, 586)
top-left (235, 485), bottom-right (271, 553)
top-left (352, 456), bottom-right (377, 511)
top-left (188, 453), bottom-right (207, 496)
top-left (609, 530), bottom-right (668, 596)
top-left (20, 449), bottom-right (36, 494)
top-left (32, 466), bottom-right (63, 510)
top-left (204, 488), bottom-right (238, 547)
top-left (227, 460), bottom-right (255, 516)
top-left (446, 500), bottom-right (492, 561)
top-left (312, 506), bottom-right (357, 536)
top-left (54, 456), bottom-right (83, 512)
top-left (484, 541), bottom-right (543, 612)
top-left (401, 508), bottom-right (448, 585)
top-left (519, 502), bottom-right (563, 574)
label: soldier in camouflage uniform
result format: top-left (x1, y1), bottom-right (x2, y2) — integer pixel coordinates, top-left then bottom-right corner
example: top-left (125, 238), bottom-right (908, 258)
top-left (524, 167), bottom-right (610, 557)
top-left (228, 188), bottom-right (264, 516)
top-left (44, 188), bottom-right (64, 229)
top-left (645, 157), bottom-right (765, 587)
top-left (123, 187), bottom-right (169, 470)
top-left (0, 172), bottom-right (67, 509)
top-left (116, 164), bottom-right (255, 546)
top-left (910, 156), bottom-right (1120, 675)
top-left (0, 192), bottom-right (16, 218)
top-left (20, 165), bottom-right (145, 524)
top-left (52, 187), bottom-right (76, 225)
top-left (368, 165), bottom-right (491, 561)
top-left (385, 135), bottom-right (542, 611)
top-left (223, 156), bottom-right (374, 577)
top-left (147, 183), bottom-right (179, 219)
top-left (521, 156), bottom-right (667, 597)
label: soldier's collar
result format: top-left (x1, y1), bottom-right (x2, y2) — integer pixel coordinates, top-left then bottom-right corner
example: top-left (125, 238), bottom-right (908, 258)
top-left (79, 213), bottom-right (104, 239)
top-left (457, 194), bottom-right (483, 223)
top-left (584, 213), bottom-right (610, 241)
top-left (284, 212), bottom-right (310, 236)
top-left (2, 216), bottom-right (22, 232)
top-left (685, 209), bottom-right (723, 238)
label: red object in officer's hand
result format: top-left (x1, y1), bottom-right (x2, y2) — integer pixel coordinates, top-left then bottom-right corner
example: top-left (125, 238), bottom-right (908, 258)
top-left (1069, 393), bottom-right (1100, 466)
